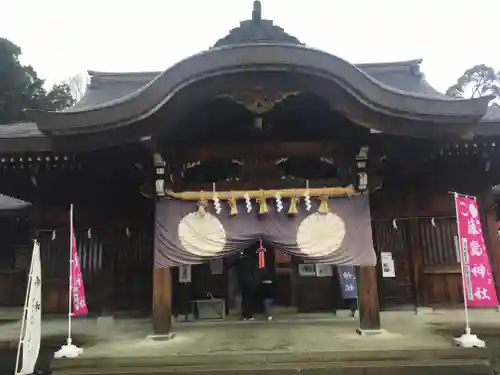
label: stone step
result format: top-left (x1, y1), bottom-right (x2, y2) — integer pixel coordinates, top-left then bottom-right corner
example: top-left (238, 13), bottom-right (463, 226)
top-left (51, 361), bottom-right (492, 375)
top-left (50, 348), bottom-right (491, 375)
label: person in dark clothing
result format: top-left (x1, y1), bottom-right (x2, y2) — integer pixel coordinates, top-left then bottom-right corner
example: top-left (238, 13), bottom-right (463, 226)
top-left (231, 250), bottom-right (258, 320)
top-left (240, 280), bottom-right (256, 320)
top-left (259, 268), bottom-right (275, 320)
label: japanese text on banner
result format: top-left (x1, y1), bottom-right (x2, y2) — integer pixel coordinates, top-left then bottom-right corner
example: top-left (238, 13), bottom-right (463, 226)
top-left (455, 195), bottom-right (498, 307)
top-left (71, 226), bottom-right (88, 316)
top-left (338, 265), bottom-right (358, 300)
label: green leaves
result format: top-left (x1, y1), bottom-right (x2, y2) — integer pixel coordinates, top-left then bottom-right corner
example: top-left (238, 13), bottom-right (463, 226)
top-left (0, 38), bottom-right (75, 124)
top-left (42, 83), bottom-right (75, 111)
top-left (446, 64), bottom-right (500, 105)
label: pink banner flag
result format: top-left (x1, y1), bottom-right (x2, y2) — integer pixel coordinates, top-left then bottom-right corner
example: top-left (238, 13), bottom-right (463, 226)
top-left (70, 212), bottom-right (88, 316)
top-left (455, 194), bottom-right (498, 307)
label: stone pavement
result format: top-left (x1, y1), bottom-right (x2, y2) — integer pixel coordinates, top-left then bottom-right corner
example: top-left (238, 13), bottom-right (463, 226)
top-left (0, 309), bottom-right (498, 374)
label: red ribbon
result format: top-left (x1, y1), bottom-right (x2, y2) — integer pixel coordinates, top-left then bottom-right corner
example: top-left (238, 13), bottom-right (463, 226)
top-left (257, 238), bottom-right (266, 269)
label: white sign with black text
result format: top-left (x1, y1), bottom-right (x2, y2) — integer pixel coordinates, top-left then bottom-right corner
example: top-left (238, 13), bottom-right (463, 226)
top-left (298, 264), bottom-right (317, 277)
top-left (315, 264), bottom-right (333, 277)
top-left (179, 265), bottom-right (192, 283)
top-left (381, 252), bottom-right (396, 278)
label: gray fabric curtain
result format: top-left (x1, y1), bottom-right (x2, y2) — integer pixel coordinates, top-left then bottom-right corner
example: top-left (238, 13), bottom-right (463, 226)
top-left (154, 195), bottom-right (376, 267)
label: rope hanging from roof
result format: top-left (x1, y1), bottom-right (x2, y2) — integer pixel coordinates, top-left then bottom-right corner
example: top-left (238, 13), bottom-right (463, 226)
top-left (166, 184), bottom-right (357, 217)
top-left (166, 185), bottom-right (356, 201)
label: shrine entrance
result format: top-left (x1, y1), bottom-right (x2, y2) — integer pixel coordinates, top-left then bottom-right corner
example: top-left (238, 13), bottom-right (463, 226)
top-left (228, 241), bottom-right (295, 316)
top-left (172, 232), bottom-right (355, 321)
top-left (233, 241), bottom-right (348, 315)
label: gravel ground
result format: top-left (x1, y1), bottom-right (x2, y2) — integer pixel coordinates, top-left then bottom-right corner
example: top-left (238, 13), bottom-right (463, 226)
top-left (1, 311), bottom-right (499, 375)
top-left (485, 336), bottom-right (500, 374)
top-left (0, 334), bottom-right (95, 375)
top-left (0, 345), bottom-right (54, 375)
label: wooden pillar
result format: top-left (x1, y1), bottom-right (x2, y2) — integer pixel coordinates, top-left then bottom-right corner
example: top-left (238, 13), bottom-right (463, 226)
top-left (290, 256), bottom-right (299, 309)
top-left (407, 219), bottom-right (424, 308)
top-left (100, 228), bottom-right (116, 316)
top-left (29, 204), bottom-right (42, 241)
top-left (479, 190), bottom-right (500, 298)
top-left (152, 266), bottom-right (173, 336)
top-left (356, 266), bottom-right (381, 333)
top-left (151, 152), bottom-right (173, 337)
top-left (407, 192), bottom-right (425, 308)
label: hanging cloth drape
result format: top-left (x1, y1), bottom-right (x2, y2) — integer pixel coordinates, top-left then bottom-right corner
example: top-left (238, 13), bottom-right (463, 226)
top-left (154, 194), bottom-right (376, 267)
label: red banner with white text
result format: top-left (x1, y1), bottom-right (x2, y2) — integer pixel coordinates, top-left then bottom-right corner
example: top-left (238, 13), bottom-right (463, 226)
top-left (70, 216), bottom-right (88, 316)
top-left (455, 194), bottom-right (498, 307)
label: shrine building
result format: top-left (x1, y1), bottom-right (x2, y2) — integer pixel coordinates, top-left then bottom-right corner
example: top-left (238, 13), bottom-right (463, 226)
top-left (1, 1), bottom-right (500, 336)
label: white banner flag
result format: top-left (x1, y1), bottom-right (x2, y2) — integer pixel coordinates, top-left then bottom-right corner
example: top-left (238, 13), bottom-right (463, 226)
top-left (15, 240), bottom-right (42, 375)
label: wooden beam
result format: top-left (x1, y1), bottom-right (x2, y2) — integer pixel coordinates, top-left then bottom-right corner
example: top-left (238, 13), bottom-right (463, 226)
top-left (168, 141), bottom-right (353, 163)
top-left (356, 266), bottom-right (381, 333)
top-left (152, 267), bottom-right (173, 336)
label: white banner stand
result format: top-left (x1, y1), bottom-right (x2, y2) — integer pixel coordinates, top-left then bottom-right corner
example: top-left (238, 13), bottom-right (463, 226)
top-left (452, 192), bottom-right (486, 348)
top-left (54, 204), bottom-right (84, 358)
top-left (454, 328), bottom-right (485, 348)
top-left (54, 337), bottom-right (83, 358)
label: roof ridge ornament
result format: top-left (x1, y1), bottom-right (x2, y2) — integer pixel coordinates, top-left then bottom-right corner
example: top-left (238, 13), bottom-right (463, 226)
top-left (252, 1), bottom-right (262, 22)
top-left (213, 0), bottom-right (302, 47)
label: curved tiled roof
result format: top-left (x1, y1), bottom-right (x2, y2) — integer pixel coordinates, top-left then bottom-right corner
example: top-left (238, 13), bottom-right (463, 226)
top-left (24, 1), bottom-right (490, 136)
top-left (481, 105), bottom-right (500, 122)
top-left (63, 59), bottom-right (449, 114)
top-left (0, 122), bottom-right (43, 138)
top-left (26, 43), bottom-right (489, 136)
top-left (0, 122), bottom-right (51, 152)
top-left (0, 194), bottom-right (31, 210)
top-left (474, 105), bottom-right (500, 136)
top-left (0, 0), bottom-right (498, 149)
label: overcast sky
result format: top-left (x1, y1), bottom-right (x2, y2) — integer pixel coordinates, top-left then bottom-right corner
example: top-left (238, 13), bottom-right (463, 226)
top-left (1, 0), bottom-right (498, 93)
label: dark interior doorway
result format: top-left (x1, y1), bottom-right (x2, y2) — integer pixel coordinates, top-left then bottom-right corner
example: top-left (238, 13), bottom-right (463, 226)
top-left (233, 240), bottom-right (293, 312)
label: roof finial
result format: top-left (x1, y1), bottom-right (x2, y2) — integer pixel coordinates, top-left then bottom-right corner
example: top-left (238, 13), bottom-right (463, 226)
top-left (252, 1), bottom-right (262, 22)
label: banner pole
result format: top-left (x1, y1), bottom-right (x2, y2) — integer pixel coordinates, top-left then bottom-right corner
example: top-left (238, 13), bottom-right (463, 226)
top-left (453, 193), bottom-right (471, 335)
top-left (451, 192), bottom-right (486, 348)
top-left (67, 203), bottom-right (73, 345)
top-left (448, 191), bottom-right (476, 199)
top-left (14, 240), bottom-right (36, 375)
top-left (354, 271), bottom-right (360, 319)
top-left (54, 203), bottom-right (84, 358)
